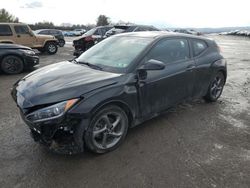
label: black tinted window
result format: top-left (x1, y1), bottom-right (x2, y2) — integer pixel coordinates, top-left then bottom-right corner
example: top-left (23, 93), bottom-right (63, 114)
top-left (192, 40), bottom-right (207, 56)
top-left (39, 30), bottom-right (49, 34)
top-left (50, 30), bottom-right (60, 35)
top-left (146, 39), bottom-right (190, 64)
top-left (134, 27), bottom-right (147, 32)
top-left (0, 25), bottom-right (12, 36)
top-left (14, 25), bottom-right (30, 34)
top-left (93, 29), bottom-right (100, 35)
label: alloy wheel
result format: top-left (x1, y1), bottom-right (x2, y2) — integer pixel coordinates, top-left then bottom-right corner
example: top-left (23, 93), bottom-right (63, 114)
top-left (91, 112), bottom-right (125, 150)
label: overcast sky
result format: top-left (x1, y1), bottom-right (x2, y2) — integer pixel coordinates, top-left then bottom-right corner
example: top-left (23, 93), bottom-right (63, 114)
top-left (2, 0), bottom-right (250, 28)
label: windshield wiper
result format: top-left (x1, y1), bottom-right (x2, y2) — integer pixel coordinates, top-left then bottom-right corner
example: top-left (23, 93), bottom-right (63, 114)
top-left (72, 59), bottom-right (103, 70)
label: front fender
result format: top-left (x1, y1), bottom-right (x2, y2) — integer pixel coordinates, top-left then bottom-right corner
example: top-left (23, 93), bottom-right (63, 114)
top-left (68, 83), bottom-right (139, 122)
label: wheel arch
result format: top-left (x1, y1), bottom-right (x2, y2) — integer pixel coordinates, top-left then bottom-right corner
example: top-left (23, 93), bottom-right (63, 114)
top-left (91, 100), bottom-right (134, 128)
top-left (0, 53), bottom-right (24, 64)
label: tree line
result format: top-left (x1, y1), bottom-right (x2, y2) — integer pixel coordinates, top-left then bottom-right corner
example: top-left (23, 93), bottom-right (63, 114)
top-left (0, 9), bottom-right (111, 31)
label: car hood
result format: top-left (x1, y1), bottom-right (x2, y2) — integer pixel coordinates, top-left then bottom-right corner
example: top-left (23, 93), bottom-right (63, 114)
top-left (13, 61), bottom-right (121, 108)
top-left (0, 43), bottom-right (31, 50)
top-left (73, 33), bottom-right (90, 41)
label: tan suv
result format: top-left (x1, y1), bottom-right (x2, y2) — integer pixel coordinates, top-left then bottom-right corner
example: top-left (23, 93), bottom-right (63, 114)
top-left (0, 23), bottom-right (58, 54)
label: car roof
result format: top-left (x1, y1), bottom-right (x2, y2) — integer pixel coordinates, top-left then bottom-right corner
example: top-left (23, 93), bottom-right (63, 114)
top-left (115, 31), bottom-right (212, 42)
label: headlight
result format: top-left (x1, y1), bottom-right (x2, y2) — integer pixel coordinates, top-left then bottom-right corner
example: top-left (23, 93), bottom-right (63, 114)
top-left (21, 49), bottom-right (36, 55)
top-left (26, 99), bottom-right (78, 123)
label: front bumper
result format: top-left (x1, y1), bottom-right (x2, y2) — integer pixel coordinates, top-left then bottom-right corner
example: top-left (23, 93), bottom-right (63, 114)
top-left (23, 54), bottom-right (39, 68)
top-left (20, 110), bottom-right (86, 154)
top-left (73, 49), bottom-right (84, 57)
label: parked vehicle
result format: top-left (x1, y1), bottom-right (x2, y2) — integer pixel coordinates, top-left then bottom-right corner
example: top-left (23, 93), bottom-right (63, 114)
top-left (0, 23), bottom-right (58, 54)
top-left (104, 24), bottom-right (160, 37)
top-left (72, 29), bottom-right (86, 36)
top-left (174, 29), bottom-right (201, 35)
top-left (63, 31), bottom-right (75, 37)
top-left (12, 32), bottom-right (227, 154)
top-left (73, 25), bottom-right (113, 56)
top-left (0, 43), bottom-right (39, 74)
top-left (35, 29), bottom-right (65, 47)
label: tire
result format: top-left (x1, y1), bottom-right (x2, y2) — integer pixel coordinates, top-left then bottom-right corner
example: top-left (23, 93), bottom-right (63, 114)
top-left (58, 39), bottom-right (65, 47)
top-left (1, 55), bottom-right (24, 74)
top-left (45, 42), bottom-right (58, 54)
top-left (204, 71), bottom-right (225, 102)
top-left (84, 105), bottom-right (129, 154)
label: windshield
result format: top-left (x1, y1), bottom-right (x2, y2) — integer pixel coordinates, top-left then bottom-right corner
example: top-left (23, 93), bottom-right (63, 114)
top-left (84, 28), bottom-right (96, 36)
top-left (77, 36), bottom-right (153, 73)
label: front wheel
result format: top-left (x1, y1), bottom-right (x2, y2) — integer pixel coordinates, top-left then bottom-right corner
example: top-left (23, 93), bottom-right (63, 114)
top-left (45, 42), bottom-right (58, 54)
top-left (84, 105), bottom-right (129, 154)
top-left (204, 71), bottom-right (225, 102)
top-left (1, 55), bottom-right (24, 74)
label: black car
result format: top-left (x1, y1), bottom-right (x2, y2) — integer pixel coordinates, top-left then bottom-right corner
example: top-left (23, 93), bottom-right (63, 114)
top-left (0, 44), bottom-right (39, 74)
top-left (35, 29), bottom-right (65, 47)
top-left (73, 25), bottom-right (113, 56)
top-left (104, 24), bottom-right (160, 37)
top-left (174, 29), bottom-right (201, 35)
top-left (12, 32), bottom-right (227, 154)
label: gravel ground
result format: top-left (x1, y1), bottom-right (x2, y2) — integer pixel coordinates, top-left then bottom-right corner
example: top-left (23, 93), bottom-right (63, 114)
top-left (0, 35), bottom-right (249, 188)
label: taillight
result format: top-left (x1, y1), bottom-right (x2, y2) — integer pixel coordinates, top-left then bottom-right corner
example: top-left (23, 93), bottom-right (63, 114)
top-left (85, 36), bottom-right (93, 42)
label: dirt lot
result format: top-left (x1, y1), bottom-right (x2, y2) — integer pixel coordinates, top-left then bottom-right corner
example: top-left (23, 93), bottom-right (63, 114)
top-left (0, 35), bottom-right (249, 188)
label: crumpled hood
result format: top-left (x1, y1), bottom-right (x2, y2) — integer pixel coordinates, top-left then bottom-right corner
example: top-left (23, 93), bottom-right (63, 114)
top-left (13, 61), bottom-right (121, 108)
top-left (73, 33), bottom-right (90, 41)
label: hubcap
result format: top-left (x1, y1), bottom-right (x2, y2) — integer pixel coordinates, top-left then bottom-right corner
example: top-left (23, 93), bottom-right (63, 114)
top-left (3, 58), bottom-right (21, 73)
top-left (48, 44), bottom-right (56, 52)
top-left (92, 112), bottom-right (125, 149)
top-left (210, 76), bottom-right (224, 99)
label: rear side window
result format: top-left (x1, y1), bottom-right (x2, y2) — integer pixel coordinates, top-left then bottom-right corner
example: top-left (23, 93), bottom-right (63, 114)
top-left (50, 30), bottom-right (59, 35)
top-left (39, 30), bottom-right (49, 34)
top-left (192, 40), bottom-right (208, 56)
top-left (146, 38), bottom-right (190, 64)
top-left (14, 25), bottom-right (30, 34)
top-left (0, 25), bottom-right (12, 36)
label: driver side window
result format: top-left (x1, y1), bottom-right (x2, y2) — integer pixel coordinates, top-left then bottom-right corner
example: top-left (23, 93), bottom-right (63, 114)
top-left (14, 25), bottom-right (30, 35)
top-left (146, 38), bottom-right (190, 64)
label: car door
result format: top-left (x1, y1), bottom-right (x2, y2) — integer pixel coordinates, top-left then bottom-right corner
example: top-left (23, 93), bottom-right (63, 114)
top-left (138, 38), bottom-right (196, 116)
top-left (190, 39), bottom-right (211, 98)
top-left (13, 25), bottom-right (34, 47)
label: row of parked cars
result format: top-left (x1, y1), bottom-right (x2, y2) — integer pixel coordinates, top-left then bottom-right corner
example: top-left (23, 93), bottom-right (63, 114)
top-left (220, 30), bottom-right (250, 37)
top-left (0, 22), bottom-right (203, 74)
top-left (72, 24), bottom-right (160, 56)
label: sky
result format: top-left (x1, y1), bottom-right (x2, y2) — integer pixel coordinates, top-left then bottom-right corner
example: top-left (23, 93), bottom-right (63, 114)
top-left (1, 0), bottom-right (250, 28)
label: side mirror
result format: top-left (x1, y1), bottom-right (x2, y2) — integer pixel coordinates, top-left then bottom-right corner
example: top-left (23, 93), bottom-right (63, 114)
top-left (138, 59), bottom-right (165, 71)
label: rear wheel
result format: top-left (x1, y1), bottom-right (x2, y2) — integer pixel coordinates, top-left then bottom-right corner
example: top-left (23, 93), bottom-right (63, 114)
top-left (58, 39), bottom-right (65, 47)
top-left (1, 55), bottom-right (24, 74)
top-left (45, 42), bottom-right (58, 54)
top-left (204, 71), bottom-right (225, 102)
top-left (84, 105), bottom-right (129, 154)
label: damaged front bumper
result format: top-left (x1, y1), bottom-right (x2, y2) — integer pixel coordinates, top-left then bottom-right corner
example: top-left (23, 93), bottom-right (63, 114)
top-left (20, 111), bottom-right (87, 155)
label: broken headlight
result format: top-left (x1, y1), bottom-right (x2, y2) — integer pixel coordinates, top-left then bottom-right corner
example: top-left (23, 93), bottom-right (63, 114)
top-left (26, 99), bottom-right (78, 123)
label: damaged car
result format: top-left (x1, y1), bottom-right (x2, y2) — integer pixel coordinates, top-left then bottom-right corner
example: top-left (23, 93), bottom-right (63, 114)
top-left (12, 32), bottom-right (227, 154)
top-left (73, 25), bottom-right (113, 56)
